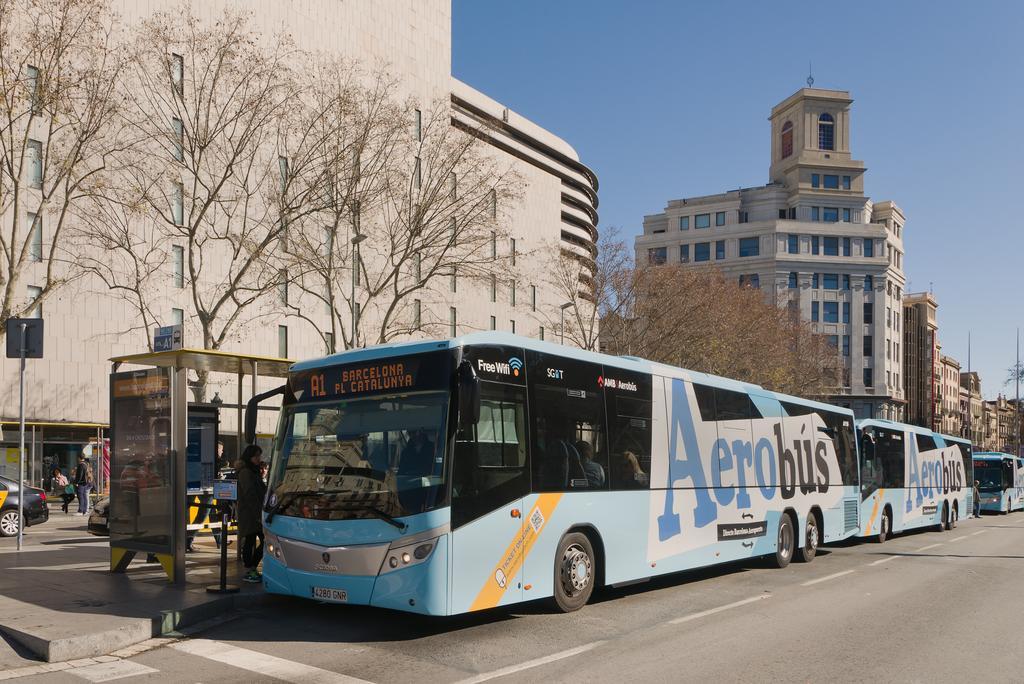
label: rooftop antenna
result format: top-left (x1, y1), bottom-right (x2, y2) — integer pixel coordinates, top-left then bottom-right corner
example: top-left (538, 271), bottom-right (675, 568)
top-left (806, 61), bottom-right (814, 88)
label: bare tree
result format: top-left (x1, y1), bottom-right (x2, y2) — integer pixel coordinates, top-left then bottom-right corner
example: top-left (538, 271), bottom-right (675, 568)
top-left (601, 264), bottom-right (840, 397)
top-left (75, 186), bottom-right (169, 350)
top-left (0, 0), bottom-right (123, 340)
top-left (283, 77), bottom-right (522, 350)
top-left (544, 225), bottom-right (635, 350)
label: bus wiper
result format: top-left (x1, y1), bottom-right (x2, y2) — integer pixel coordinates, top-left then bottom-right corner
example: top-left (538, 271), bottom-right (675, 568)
top-left (343, 504), bottom-right (408, 531)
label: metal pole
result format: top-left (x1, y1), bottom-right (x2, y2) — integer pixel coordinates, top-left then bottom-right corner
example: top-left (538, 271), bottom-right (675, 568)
top-left (1016, 328), bottom-right (1021, 457)
top-left (17, 322), bottom-right (26, 551)
top-left (236, 369), bottom-right (243, 462)
top-left (560, 307), bottom-right (564, 345)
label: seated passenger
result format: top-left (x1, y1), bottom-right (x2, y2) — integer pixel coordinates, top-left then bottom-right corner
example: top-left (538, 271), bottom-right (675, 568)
top-left (399, 429), bottom-right (436, 479)
top-left (615, 450), bottom-right (649, 488)
top-left (576, 440), bottom-right (605, 488)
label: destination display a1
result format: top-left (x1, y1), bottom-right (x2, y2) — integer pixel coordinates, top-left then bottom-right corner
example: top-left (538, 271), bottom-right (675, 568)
top-left (290, 350), bottom-right (452, 402)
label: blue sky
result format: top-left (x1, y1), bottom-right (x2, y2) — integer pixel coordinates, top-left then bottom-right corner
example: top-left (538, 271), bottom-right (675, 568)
top-left (453, 0), bottom-right (1024, 399)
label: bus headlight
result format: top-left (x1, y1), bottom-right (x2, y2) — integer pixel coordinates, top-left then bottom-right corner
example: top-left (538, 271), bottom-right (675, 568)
top-left (264, 530), bottom-right (287, 566)
top-left (381, 536), bottom-right (438, 574)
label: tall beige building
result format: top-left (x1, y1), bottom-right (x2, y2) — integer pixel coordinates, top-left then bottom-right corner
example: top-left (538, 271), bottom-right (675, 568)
top-left (0, 1), bottom-right (598, 479)
top-left (636, 88), bottom-right (905, 419)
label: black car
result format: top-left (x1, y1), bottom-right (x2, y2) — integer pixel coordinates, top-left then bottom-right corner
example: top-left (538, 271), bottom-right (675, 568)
top-left (0, 475), bottom-right (49, 536)
top-left (87, 496), bottom-right (109, 536)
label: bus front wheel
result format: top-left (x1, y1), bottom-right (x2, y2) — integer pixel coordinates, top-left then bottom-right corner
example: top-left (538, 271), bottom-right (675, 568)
top-left (877, 509), bottom-right (890, 544)
top-left (947, 503), bottom-right (957, 530)
top-left (770, 514), bottom-right (794, 569)
top-left (552, 532), bottom-right (595, 613)
top-left (795, 513), bottom-right (818, 563)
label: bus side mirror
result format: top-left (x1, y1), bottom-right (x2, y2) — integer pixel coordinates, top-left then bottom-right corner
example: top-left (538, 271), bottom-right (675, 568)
top-left (458, 360), bottom-right (480, 429)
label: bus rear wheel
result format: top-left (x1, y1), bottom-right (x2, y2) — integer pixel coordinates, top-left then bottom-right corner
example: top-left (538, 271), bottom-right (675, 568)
top-left (795, 513), bottom-right (818, 563)
top-left (770, 514), bottom-right (794, 569)
top-left (552, 532), bottom-right (595, 613)
top-left (947, 503), bottom-right (957, 530)
top-left (935, 502), bottom-right (948, 532)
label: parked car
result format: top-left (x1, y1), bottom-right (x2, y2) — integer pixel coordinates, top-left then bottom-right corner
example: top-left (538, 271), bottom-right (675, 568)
top-left (0, 475), bottom-right (49, 536)
top-left (88, 496), bottom-right (109, 536)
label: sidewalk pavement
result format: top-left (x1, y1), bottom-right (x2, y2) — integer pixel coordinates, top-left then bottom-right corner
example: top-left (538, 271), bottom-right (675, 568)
top-left (0, 509), bottom-right (269, 667)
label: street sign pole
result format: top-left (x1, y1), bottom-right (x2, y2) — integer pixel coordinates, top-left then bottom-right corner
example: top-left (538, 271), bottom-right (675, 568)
top-left (7, 318), bottom-right (44, 552)
top-left (17, 322), bottom-right (26, 552)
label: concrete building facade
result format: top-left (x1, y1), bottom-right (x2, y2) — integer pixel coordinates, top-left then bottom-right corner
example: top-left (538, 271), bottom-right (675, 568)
top-left (635, 88), bottom-right (905, 419)
top-left (938, 354), bottom-right (961, 436)
top-left (903, 293), bottom-right (938, 430)
top-left (0, 0), bottom-right (598, 480)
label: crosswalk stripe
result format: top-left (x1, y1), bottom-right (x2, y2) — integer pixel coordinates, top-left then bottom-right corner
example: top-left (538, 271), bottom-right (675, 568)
top-left (70, 660), bottom-right (159, 682)
top-left (171, 639), bottom-right (373, 684)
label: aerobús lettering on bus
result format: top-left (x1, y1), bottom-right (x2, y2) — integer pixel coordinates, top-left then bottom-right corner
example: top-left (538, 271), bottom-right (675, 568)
top-left (906, 446), bottom-right (964, 512)
top-left (658, 379), bottom-right (834, 542)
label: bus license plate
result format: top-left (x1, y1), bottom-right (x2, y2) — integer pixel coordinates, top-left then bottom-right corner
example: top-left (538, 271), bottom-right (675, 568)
top-left (311, 586), bottom-right (348, 603)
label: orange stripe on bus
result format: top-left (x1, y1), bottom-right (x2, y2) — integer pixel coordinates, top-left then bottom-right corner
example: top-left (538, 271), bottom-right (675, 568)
top-left (469, 493), bottom-right (562, 612)
top-left (866, 488), bottom-right (884, 535)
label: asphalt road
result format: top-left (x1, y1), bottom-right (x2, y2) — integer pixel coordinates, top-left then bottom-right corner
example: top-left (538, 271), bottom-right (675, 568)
top-left (8, 512), bottom-right (1024, 683)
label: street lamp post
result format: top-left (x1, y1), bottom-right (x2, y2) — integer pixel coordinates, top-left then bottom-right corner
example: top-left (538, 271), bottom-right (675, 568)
top-left (559, 302), bottom-right (573, 345)
top-left (351, 232), bottom-right (367, 347)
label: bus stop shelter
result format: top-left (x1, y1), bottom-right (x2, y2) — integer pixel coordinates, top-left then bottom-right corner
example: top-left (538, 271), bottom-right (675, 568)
top-left (107, 349), bottom-right (292, 585)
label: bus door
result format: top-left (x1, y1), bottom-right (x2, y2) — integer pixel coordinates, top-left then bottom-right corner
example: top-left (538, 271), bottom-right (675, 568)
top-left (449, 376), bottom-right (527, 614)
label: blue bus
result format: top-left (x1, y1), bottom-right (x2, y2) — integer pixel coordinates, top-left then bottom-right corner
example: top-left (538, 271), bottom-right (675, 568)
top-left (973, 452), bottom-right (1024, 514)
top-left (855, 420), bottom-right (972, 542)
top-left (252, 332), bottom-right (860, 615)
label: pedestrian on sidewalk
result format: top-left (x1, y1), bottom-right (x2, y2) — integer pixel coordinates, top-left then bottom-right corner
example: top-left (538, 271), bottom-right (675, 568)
top-left (73, 455), bottom-right (94, 515)
top-left (51, 466), bottom-right (73, 514)
top-left (973, 480), bottom-right (981, 518)
top-left (236, 444), bottom-right (266, 583)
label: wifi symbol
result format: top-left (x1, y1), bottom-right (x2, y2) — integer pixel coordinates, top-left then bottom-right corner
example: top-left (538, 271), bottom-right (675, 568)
top-left (509, 357), bottom-right (523, 377)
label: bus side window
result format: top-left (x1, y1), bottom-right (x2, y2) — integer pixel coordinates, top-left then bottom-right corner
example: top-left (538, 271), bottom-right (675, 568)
top-left (605, 370), bottom-right (652, 491)
top-left (528, 352), bottom-right (607, 492)
top-left (877, 427), bottom-right (905, 488)
top-left (451, 382), bottom-right (529, 529)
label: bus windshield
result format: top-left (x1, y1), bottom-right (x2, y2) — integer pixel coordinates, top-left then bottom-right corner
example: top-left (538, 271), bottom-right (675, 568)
top-left (267, 391), bottom-right (449, 521)
top-left (975, 463), bottom-right (1003, 492)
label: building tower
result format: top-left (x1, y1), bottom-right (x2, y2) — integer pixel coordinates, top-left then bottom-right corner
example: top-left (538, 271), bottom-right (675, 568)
top-left (636, 87), bottom-right (906, 419)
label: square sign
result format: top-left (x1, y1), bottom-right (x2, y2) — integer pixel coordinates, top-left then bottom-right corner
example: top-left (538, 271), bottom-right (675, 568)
top-left (5, 318), bottom-right (43, 359)
top-left (213, 480), bottom-right (237, 501)
top-left (153, 324), bottom-right (183, 352)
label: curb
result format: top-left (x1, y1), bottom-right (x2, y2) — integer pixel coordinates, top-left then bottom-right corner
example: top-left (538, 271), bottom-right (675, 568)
top-left (0, 592), bottom-right (269, 664)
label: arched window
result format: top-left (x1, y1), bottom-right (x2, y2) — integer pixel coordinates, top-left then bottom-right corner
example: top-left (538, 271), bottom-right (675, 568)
top-left (818, 113), bottom-right (834, 150)
top-left (780, 121), bottom-right (793, 159)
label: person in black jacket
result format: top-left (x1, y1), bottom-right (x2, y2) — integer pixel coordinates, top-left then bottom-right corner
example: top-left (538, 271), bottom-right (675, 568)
top-left (72, 455), bottom-right (93, 515)
top-left (235, 445), bottom-right (266, 583)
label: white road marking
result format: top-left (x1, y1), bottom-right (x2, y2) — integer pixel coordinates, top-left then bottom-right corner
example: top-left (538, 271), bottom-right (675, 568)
top-left (171, 639), bottom-right (373, 684)
top-left (801, 569), bottom-right (855, 586)
top-left (11, 562), bottom-right (108, 571)
top-left (947, 535), bottom-right (969, 543)
top-left (668, 594), bottom-right (771, 625)
top-left (455, 641), bottom-right (607, 683)
top-left (915, 543), bottom-right (943, 552)
top-left (971, 529), bottom-right (987, 536)
top-left (869, 556), bottom-right (899, 566)
top-left (70, 660), bottom-right (158, 682)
